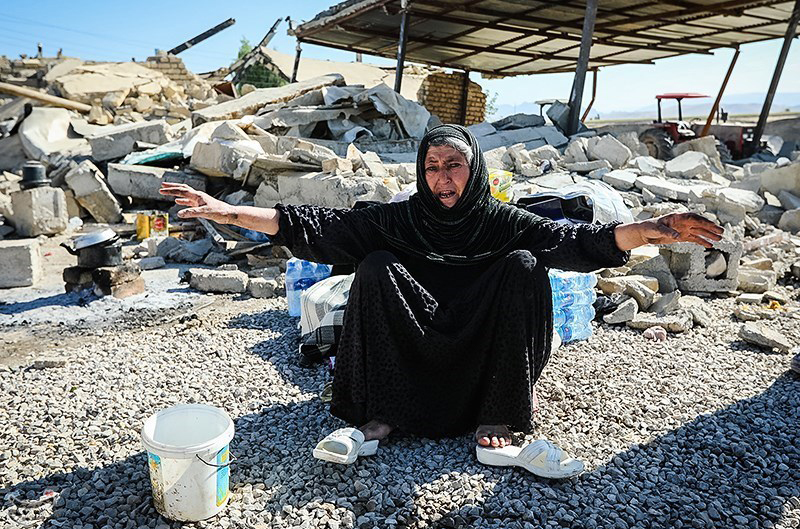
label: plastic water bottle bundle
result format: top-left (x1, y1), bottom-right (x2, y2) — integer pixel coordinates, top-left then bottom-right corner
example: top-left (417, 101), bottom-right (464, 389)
top-left (285, 258), bottom-right (332, 317)
top-left (549, 269), bottom-right (597, 343)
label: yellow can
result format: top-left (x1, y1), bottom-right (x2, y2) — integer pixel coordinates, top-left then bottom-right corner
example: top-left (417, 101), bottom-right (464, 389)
top-left (136, 212), bottom-right (151, 240)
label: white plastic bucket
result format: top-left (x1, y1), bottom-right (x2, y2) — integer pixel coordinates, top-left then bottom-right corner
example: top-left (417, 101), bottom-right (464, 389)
top-left (141, 404), bottom-right (235, 521)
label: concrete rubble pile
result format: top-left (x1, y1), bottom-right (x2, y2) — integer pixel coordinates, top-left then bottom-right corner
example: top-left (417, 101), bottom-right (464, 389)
top-left (2, 53), bottom-right (800, 351)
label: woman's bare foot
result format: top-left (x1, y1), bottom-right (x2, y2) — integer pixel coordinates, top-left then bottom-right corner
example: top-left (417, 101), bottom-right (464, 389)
top-left (475, 425), bottom-right (512, 447)
top-left (359, 420), bottom-right (393, 442)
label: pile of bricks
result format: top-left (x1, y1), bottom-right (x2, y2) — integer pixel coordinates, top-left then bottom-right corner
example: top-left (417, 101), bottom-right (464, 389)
top-left (417, 72), bottom-right (486, 126)
top-left (142, 52), bottom-right (202, 86)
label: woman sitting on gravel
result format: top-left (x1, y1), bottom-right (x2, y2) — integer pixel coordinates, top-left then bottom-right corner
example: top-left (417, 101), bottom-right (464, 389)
top-left (160, 124), bottom-right (723, 478)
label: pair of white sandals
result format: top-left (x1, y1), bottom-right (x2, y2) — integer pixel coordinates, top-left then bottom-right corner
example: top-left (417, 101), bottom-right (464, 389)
top-left (312, 427), bottom-right (584, 479)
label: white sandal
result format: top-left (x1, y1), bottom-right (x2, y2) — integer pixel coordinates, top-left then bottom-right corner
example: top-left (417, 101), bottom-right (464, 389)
top-left (312, 427), bottom-right (379, 465)
top-left (476, 439), bottom-right (584, 479)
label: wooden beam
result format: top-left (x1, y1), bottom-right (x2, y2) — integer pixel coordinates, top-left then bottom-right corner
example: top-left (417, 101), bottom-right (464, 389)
top-left (0, 82), bottom-right (91, 113)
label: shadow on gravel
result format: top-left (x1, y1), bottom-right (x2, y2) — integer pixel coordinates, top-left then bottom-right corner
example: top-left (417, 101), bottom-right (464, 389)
top-left (0, 291), bottom-right (95, 315)
top-left (4, 367), bottom-right (797, 529)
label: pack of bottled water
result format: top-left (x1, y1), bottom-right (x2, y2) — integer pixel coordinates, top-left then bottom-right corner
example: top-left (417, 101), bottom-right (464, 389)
top-left (285, 258), bottom-right (332, 317)
top-left (549, 269), bottom-right (597, 343)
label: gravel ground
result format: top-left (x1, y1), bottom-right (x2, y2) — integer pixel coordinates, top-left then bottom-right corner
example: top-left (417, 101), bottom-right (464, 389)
top-left (1, 287), bottom-right (799, 529)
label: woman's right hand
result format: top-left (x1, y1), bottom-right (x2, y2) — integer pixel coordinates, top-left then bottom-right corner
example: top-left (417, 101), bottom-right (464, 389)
top-left (158, 182), bottom-right (238, 224)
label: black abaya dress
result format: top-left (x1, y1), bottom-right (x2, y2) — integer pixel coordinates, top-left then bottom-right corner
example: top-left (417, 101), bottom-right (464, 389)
top-left (271, 203), bottom-right (629, 438)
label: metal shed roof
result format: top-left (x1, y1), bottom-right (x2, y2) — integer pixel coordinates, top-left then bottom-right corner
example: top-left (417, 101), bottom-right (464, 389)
top-left (291, 0), bottom-right (799, 76)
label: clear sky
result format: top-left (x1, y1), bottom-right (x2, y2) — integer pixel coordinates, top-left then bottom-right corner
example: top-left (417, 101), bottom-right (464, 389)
top-left (1, 0), bottom-right (798, 114)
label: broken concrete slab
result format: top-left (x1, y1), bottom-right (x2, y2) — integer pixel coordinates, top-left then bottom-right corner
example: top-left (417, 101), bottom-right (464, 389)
top-left (736, 292), bottom-right (764, 304)
top-left (628, 255), bottom-right (678, 293)
top-left (189, 268), bottom-right (249, 293)
top-left (626, 311), bottom-right (693, 333)
top-left (0, 134), bottom-right (28, 172)
top-left (88, 120), bottom-right (171, 161)
top-left (248, 277), bottom-right (278, 298)
top-left (671, 135), bottom-right (724, 173)
top-left (587, 135), bottom-right (631, 169)
top-left (602, 169), bottom-right (637, 191)
top-left (107, 163), bottom-right (206, 201)
top-left (737, 268), bottom-right (778, 293)
top-left (322, 157), bottom-right (354, 174)
top-left (9, 186), bottom-right (69, 236)
top-left (137, 256), bottom-right (166, 270)
top-left (563, 138), bottom-right (589, 163)
top-left (564, 160), bottom-right (612, 173)
top-left (597, 274), bottom-right (659, 295)
top-left (738, 322), bottom-right (792, 352)
top-left (259, 171), bottom-right (396, 209)
top-left (18, 107), bottom-right (89, 160)
top-left (665, 151), bottom-right (714, 180)
top-left (603, 297), bottom-right (638, 324)
top-left (715, 188), bottom-right (765, 214)
top-left (190, 138), bottom-right (264, 178)
top-left (624, 281), bottom-right (656, 311)
top-left (191, 74), bottom-right (345, 126)
top-left (777, 190), bottom-right (800, 211)
top-left (648, 290), bottom-right (681, 315)
top-left (760, 162), bottom-right (800, 196)
top-left (634, 176), bottom-right (684, 201)
top-left (678, 295), bottom-right (713, 327)
top-left (64, 160), bottom-right (122, 223)
top-left (0, 239), bottom-right (41, 288)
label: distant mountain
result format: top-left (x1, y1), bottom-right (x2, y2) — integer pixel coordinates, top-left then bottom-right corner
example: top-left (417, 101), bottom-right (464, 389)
top-left (489, 93), bottom-right (800, 121)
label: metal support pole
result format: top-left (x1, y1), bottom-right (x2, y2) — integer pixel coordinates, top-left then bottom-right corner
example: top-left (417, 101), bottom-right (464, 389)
top-left (678, 98), bottom-right (683, 121)
top-left (751, 0), bottom-right (800, 152)
top-left (459, 70), bottom-right (470, 125)
top-left (291, 40), bottom-right (302, 83)
top-left (657, 99), bottom-right (662, 122)
top-left (580, 68), bottom-right (598, 122)
top-left (566, 0), bottom-right (598, 136)
top-left (702, 47), bottom-right (740, 137)
top-left (394, 0), bottom-right (410, 93)
top-left (168, 18), bottom-right (236, 55)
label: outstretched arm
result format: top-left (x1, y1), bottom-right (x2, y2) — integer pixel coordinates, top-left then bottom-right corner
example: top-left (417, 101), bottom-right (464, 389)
top-left (158, 182), bottom-right (281, 235)
top-left (614, 212), bottom-right (724, 251)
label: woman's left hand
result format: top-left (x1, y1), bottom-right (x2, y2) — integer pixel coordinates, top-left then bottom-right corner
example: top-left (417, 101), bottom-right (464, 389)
top-left (638, 213), bottom-right (724, 248)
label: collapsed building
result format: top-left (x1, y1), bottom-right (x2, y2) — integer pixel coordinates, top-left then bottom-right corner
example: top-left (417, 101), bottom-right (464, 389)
top-left (0, 1), bottom-right (800, 348)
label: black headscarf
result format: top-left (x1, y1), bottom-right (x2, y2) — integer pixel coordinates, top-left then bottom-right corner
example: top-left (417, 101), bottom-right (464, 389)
top-left (370, 124), bottom-right (532, 264)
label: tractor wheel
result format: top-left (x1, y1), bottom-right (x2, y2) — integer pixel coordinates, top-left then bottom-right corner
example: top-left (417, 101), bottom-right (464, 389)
top-left (639, 128), bottom-right (675, 160)
top-left (715, 141), bottom-right (733, 163)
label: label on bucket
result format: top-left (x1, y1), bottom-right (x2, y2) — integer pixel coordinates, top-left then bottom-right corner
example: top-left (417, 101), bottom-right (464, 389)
top-left (147, 452), bottom-right (165, 514)
top-left (216, 445), bottom-right (230, 507)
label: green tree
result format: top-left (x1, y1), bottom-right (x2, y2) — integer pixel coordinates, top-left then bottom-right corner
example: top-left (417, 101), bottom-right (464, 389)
top-left (485, 90), bottom-right (499, 119)
top-left (234, 36), bottom-right (287, 89)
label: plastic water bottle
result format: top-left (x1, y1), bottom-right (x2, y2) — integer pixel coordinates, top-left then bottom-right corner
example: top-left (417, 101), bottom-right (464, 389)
top-left (550, 268), bottom-right (598, 343)
top-left (557, 321), bottom-right (593, 342)
top-left (552, 288), bottom-right (597, 308)
top-left (285, 258), bottom-right (332, 317)
top-left (548, 270), bottom-right (597, 291)
top-left (553, 304), bottom-right (596, 328)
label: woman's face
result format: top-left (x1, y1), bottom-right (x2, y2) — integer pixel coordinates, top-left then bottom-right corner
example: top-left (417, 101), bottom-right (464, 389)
top-left (424, 145), bottom-right (470, 209)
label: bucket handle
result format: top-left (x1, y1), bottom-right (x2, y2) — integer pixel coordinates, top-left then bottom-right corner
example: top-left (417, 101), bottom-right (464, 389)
top-left (195, 448), bottom-right (235, 468)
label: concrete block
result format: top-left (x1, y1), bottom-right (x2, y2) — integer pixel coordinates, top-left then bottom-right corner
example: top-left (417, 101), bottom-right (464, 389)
top-left (563, 138), bottom-right (589, 163)
top-left (648, 290), bottom-right (681, 315)
top-left (190, 139), bottom-right (263, 178)
top-left (248, 277), bottom-right (278, 298)
top-left (564, 160), bottom-right (611, 173)
top-left (671, 135), bottom-right (724, 173)
top-left (9, 187), bottom-right (68, 236)
top-left (189, 268), bottom-right (248, 293)
top-left (630, 156), bottom-right (665, 176)
top-left (737, 268), bottom-right (778, 293)
top-left (602, 169), bottom-right (637, 191)
top-left (598, 275), bottom-right (659, 295)
top-left (107, 164), bottom-right (205, 201)
top-left (658, 238), bottom-right (742, 293)
top-left (626, 310), bottom-right (693, 333)
top-left (529, 145), bottom-right (561, 161)
top-left (587, 135), bottom-right (631, 169)
top-left (88, 120), bottom-right (171, 161)
top-left (64, 160), bottom-right (123, 223)
top-left (665, 151), bottom-right (714, 180)
top-left (137, 256), bottom-right (165, 270)
top-left (0, 239), bottom-right (41, 288)
top-left (777, 190), bottom-right (800, 211)
top-left (759, 162), bottom-right (800, 196)
top-left (322, 158), bottom-right (353, 174)
top-left (738, 323), bottom-right (792, 352)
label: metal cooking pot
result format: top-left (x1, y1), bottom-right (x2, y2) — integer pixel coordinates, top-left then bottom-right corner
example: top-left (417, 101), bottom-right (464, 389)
top-left (61, 229), bottom-right (123, 268)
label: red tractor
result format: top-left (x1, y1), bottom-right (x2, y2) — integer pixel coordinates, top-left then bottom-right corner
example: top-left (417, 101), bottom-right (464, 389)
top-left (638, 93), bottom-right (753, 161)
